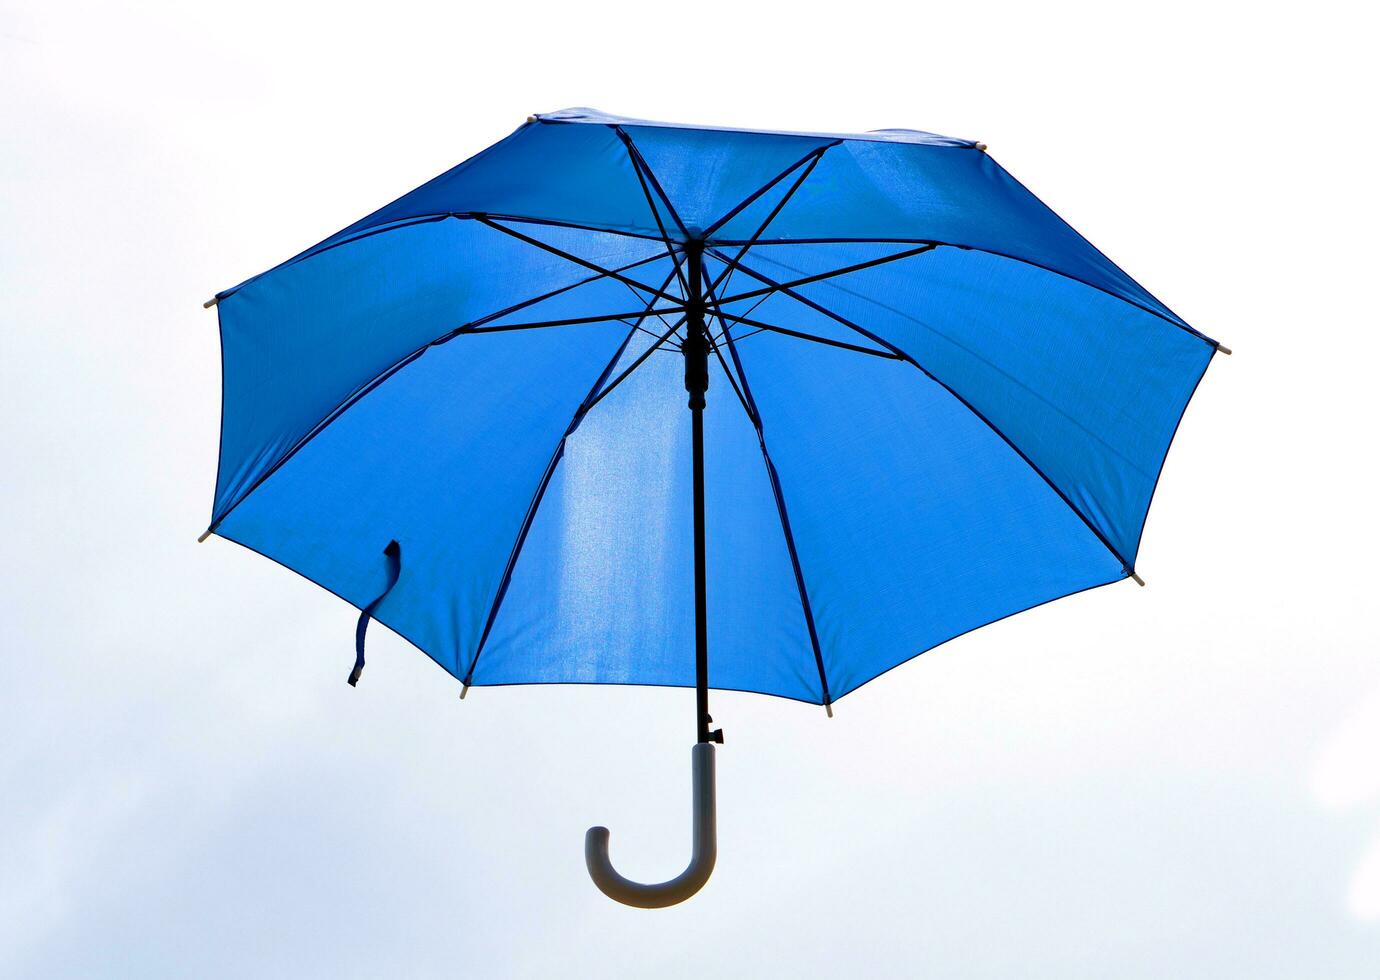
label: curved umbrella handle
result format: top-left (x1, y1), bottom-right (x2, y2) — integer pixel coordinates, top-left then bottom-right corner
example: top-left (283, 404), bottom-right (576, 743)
top-left (585, 743), bottom-right (717, 908)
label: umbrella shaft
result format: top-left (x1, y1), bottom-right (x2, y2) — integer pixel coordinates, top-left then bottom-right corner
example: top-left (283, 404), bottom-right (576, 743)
top-left (683, 240), bottom-right (715, 745)
top-left (692, 403), bottom-right (709, 743)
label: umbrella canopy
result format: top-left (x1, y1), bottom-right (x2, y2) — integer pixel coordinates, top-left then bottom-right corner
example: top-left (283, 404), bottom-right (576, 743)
top-left (202, 108), bottom-right (1222, 905)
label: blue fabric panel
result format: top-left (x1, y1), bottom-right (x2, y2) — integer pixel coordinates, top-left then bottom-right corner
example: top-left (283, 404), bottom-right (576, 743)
top-left (703, 250), bottom-right (897, 353)
top-left (222, 122), bottom-right (662, 293)
top-left (727, 329), bottom-right (1127, 699)
top-left (727, 244), bottom-right (1214, 565)
top-left (216, 321), bottom-right (633, 675)
top-left (474, 333), bottom-right (823, 702)
top-left (715, 142), bottom-right (1191, 331)
top-left (321, 121), bottom-right (655, 237)
top-left (213, 219), bottom-right (664, 522)
top-left (617, 125), bottom-right (834, 236)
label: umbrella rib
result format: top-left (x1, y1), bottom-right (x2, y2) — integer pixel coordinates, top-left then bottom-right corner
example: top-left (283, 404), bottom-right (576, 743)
top-left (475, 216), bottom-right (682, 304)
top-left (461, 325), bottom-right (646, 687)
top-left (723, 248), bottom-right (1163, 478)
top-left (611, 127), bottom-right (690, 239)
top-left (707, 237), bottom-right (1216, 347)
top-left (707, 284), bottom-right (776, 346)
top-left (706, 247), bottom-right (1136, 573)
top-left (625, 317), bottom-right (673, 343)
top-left (711, 325), bottom-right (764, 346)
top-left (620, 289), bottom-right (679, 337)
top-left (695, 147), bottom-right (832, 326)
top-left (614, 127), bottom-right (691, 296)
top-left (454, 211), bottom-right (671, 242)
top-left (703, 141), bottom-right (837, 306)
top-left (463, 285), bottom-right (686, 685)
top-left (713, 244), bottom-right (938, 306)
top-left (467, 308), bottom-right (686, 333)
top-left (582, 314), bottom-right (690, 415)
top-left (699, 270), bottom-right (758, 431)
top-left (709, 236), bottom-right (945, 246)
top-left (209, 213), bottom-right (673, 305)
top-left (210, 213), bottom-right (453, 304)
top-left (708, 332), bottom-right (753, 422)
top-left (702, 140), bottom-right (842, 239)
top-left (704, 147), bottom-right (832, 300)
top-left (615, 240), bottom-right (689, 335)
top-left (465, 251), bottom-right (673, 329)
top-left (203, 260), bottom-right (678, 534)
top-left (708, 311), bottom-right (900, 359)
top-left (699, 265), bottom-right (833, 709)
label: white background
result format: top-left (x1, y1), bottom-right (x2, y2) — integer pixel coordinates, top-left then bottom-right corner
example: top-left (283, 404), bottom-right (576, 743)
top-left (3, 1), bottom-right (1376, 976)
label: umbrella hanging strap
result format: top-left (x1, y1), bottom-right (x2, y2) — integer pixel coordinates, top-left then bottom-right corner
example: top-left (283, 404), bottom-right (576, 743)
top-left (348, 540), bottom-right (402, 687)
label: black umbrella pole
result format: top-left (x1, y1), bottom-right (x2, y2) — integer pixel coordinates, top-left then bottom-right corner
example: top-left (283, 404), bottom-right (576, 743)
top-left (683, 240), bottom-right (721, 746)
top-left (691, 402), bottom-right (710, 743)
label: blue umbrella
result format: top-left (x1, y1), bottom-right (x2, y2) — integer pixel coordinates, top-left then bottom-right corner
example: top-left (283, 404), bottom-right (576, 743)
top-left (201, 108), bottom-right (1225, 907)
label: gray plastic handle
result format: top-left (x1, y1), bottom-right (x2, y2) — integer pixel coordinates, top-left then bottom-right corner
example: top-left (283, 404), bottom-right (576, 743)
top-left (585, 743), bottom-right (717, 908)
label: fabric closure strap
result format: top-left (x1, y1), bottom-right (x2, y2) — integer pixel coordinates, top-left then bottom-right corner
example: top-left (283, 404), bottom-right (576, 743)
top-left (349, 540), bottom-right (402, 687)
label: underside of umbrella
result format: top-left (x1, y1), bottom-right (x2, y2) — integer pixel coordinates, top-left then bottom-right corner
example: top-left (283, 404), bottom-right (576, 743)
top-left (203, 108), bottom-right (1222, 906)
